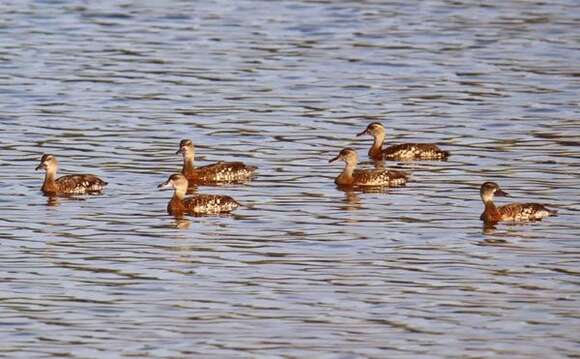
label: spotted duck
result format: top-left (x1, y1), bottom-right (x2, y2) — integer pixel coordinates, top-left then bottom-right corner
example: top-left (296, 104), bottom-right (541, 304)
top-left (357, 122), bottom-right (449, 161)
top-left (329, 148), bottom-right (408, 187)
top-left (177, 139), bottom-right (256, 186)
top-left (480, 182), bottom-right (557, 224)
top-left (158, 174), bottom-right (240, 216)
top-left (35, 154), bottom-right (107, 195)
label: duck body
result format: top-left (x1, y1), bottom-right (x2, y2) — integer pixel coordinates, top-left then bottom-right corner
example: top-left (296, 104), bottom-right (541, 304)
top-left (177, 139), bottom-right (256, 186)
top-left (36, 154), bottom-right (107, 195)
top-left (42, 174), bottom-right (107, 195)
top-left (335, 168), bottom-right (407, 187)
top-left (481, 202), bottom-right (557, 223)
top-left (479, 182), bottom-right (557, 224)
top-left (182, 161), bottom-right (256, 185)
top-left (381, 143), bottom-right (449, 161)
top-left (166, 193), bottom-right (239, 216)
top-left (358, 122), bottom-right (449, 161)
top-left (330, 148), bottom-right (408, 188)
top-left (159, 174), bottom-right (239, 216)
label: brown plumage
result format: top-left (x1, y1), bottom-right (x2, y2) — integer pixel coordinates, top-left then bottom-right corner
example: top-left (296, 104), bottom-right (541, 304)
top-left (357, 122), bottom-right (449, 161)
top-left (158, 174), bottom-right (240, 216)
top-left (35, 154), bottom-right (107, 195)
top-left (479, 182), bottom-right (557, 224)
top-left (177, 139), bottom-right (257, 186)
top-left (329, 148), bottom-right (408, 187)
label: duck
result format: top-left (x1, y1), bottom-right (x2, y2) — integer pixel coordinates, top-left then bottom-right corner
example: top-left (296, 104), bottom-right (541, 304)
top-left (176, 139), bottom-right (257, 186)
top-left (480, 182), bottom-right (557, 224)
top-left (35, 154), bottom-right (107, 195)
top-left (329, 148), bottom-right (408, 187)
top-left (158, 173), bottom-right (240, 216)
top-left (356, 122), bottom-right (449, 161)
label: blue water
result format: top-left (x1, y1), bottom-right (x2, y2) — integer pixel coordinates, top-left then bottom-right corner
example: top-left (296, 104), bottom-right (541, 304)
top-left (0, 1), bottom-right (579, 357)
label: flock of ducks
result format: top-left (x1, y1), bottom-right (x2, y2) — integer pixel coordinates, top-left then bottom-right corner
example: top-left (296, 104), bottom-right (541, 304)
top-left (35, 122), bottom-right (558, 225)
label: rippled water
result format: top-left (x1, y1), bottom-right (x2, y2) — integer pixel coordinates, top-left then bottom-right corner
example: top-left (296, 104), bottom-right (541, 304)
top-left (1, 0), bottom-right (579, 357)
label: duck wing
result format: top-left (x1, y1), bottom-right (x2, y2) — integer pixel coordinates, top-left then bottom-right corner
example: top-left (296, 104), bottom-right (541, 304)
top-left (498, 203), bottom-right (557, 221)
top-left (192, 161), bottom-right (257, 184)
top-left (352, 169), bottom-right (407, 187)
top-left (55, 174), bottom-right (107, 194)
top-left (184, 194), bottom-right (240, 214)
top-left (384, 143), bottom-right (448, 160)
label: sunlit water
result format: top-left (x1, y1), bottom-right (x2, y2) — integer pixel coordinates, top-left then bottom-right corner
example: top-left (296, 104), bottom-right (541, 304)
top-left (0, 0), bottom-right (579, 357)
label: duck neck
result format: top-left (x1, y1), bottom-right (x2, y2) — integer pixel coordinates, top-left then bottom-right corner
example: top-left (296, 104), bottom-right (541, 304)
top-left (482, 198), bottom-right (500, 222)
top-left (169, 188), bottom-right (187, 214)
top-left (173, 187), bottom-right (187, 201)
top-left (484, 200), bottom-right (497, 211)
top-left (43, 166), bottom-right (57, 189)
top-left (336, 161), bottom-right (356, 185)
top-left (182, 152), bottom-right (195, 176)
top-left (370, 133), bottom-right (385, 159)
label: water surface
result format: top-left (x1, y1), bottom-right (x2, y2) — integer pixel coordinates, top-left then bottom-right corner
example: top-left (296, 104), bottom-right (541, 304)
top-left (0, 0), bottom-right (579, 357)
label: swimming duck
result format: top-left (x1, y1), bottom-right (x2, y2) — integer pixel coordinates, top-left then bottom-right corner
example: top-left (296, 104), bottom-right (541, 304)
top-left (329, 148), bottom-right (408, 187)
top-left (480, 182), bottom-right (557, 224)
top-left (158, 173), bottom-right (240, 216)
top-left (35, 154), bottom-right (107, 195)
top-left (177, 139), bottom-right (256, 185)
top-left (357, 122), bottom-right (449, 161)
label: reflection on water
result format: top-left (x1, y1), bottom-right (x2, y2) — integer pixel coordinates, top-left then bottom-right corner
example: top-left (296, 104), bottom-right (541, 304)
top-left (0, 0), bottom-right (579, 357)
top-left (172, 216), bottom-right (191, 230)
top-left (340, 189), bottom-right (362, 212)
top-left (45, 195), bottom-right (60, 207)
top-left (44, 194), bottom-right (99, 207)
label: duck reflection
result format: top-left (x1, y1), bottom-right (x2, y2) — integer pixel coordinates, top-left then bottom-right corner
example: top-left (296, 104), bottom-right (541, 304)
top-left (45, 195), bottom-right (60, 207)
top-left (339, 188), bottom-right (362, 211)
top-left (482, 222), bottom-right (498, 235)
top-left (172, 215), bottom-right (191, 230)
top-left (335, 185), bottom-right (395, 211)
top-left (480, 221), bottom-right (540, 244)
top-left (44, 194), bottom-right (89, 207)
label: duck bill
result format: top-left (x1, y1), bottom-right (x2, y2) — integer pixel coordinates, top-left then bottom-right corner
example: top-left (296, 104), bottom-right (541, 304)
top-left (175, 147), bottom-right (184, 155)
top-left (329, 155), bottom-right (341, 164)
top-left (495, 189), bottom-right (509, 197)
top-left (356, 129), bottom-right (369, 137)
top-left (35, 163), bottom-right (46, 171)
top-left (158, 180), bottom-right (173, 190)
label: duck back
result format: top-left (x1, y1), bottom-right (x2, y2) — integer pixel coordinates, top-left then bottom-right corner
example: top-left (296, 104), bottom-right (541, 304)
top-left (351, 169), bottom-right (407, 187)
top-left (384, 143), bottom-right (449, 160)
top-left (498, 203), bottom-right (557, 221)
top-left (184, 161), bottom-right (256, 184)
top-left (184, 194), bottom-right (240, 214)
top-left (44, 174), bottom-right (107, 194)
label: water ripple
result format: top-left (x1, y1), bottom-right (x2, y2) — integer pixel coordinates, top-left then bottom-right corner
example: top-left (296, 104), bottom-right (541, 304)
top-left (0, 0), bottom-right (579, 357)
